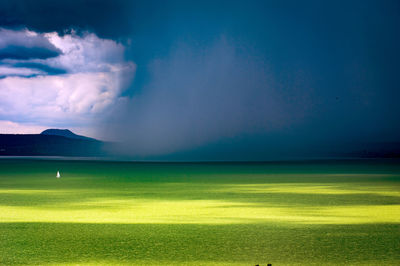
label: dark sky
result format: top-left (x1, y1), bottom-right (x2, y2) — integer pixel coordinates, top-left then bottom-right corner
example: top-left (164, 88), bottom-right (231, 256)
top-left (1, 0), bottom-right (399, 159)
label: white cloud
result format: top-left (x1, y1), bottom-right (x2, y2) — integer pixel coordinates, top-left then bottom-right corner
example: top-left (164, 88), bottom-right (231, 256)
top-left (0, 72), bottom-right (120, 122)
top-left (0, 28), bottom-right (135, 135)
top-left (0, 120), bottom-right (47, 134)
top-left (45, 31), bottom-right (127, 73)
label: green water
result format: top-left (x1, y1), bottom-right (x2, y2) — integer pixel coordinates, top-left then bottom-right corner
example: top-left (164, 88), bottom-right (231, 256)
top-left (0, 159), bottom-right (399, 265)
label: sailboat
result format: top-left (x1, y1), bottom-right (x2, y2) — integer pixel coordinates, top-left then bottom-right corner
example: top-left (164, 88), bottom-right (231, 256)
top-left (56, 171), bottom-right (61, 178)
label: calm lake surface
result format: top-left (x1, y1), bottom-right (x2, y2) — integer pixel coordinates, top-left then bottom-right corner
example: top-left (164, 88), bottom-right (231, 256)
top-left (0, 158), bottom-right (399, 265)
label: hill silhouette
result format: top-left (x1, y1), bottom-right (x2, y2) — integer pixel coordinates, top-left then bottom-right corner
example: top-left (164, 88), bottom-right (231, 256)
top-left (41, 129), bottom-right (96, 141)
top-left (0, 129), bottom-right (106, 157)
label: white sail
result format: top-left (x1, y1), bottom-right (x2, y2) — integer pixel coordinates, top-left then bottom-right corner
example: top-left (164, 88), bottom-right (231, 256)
top-left (56, 171), bottom-right (60, 178)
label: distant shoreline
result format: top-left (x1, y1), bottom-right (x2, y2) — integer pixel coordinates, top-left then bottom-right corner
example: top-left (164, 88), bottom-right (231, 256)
top-left (1, 155), bottom-right (399, 164)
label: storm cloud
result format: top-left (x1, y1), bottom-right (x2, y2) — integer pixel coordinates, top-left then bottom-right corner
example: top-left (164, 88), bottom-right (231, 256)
top-left (1, 1), bottom-right (400, 159)
top-left (0, 28), bottom-right (61, 60)
top-left (102, 38), bottom-right (311, 156)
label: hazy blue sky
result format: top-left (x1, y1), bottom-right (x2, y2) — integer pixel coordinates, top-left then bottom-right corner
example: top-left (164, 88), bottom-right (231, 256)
top-left (0, 0), bottom-right (399, 159)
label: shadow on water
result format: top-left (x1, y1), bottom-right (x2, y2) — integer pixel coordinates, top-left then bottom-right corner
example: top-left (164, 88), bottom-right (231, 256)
top-left (0, 222), bottom-right (399, 265)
